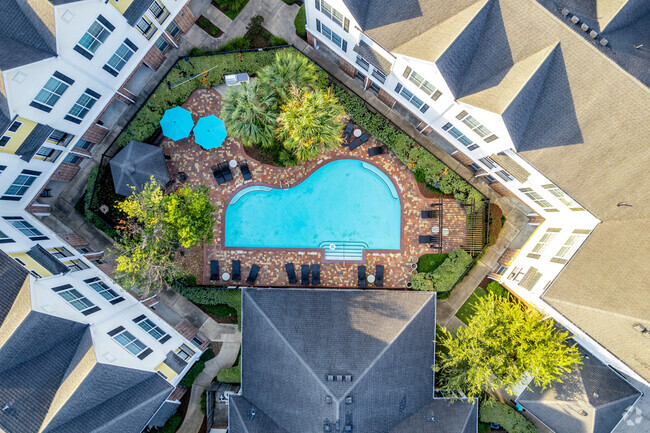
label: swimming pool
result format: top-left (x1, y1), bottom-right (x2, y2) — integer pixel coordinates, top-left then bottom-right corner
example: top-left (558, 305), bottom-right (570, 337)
top-left (224, 159), bottom-right (401, 253)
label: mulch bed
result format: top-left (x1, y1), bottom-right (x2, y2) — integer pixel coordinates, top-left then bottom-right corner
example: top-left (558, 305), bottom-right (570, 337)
top-left (175, 245), bottom-right (204, 283)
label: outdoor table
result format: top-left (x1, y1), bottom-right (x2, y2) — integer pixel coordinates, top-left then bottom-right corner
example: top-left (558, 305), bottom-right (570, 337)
top-left (229, 159), bottom-right (237, 168)
top-left (353, 128), bottom-right (362, 137)
top-left (222, 272), bottom-right (231, 281)
top-left (432, 226), bottom-right (440, 234)
top-left (367, 275), bottom-right (376, 284)
top-left (442, 228), bottom-right (450, 236)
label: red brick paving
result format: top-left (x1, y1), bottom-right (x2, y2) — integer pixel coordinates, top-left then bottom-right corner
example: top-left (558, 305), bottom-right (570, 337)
top-left (163, 88), bottom-right (468, 288)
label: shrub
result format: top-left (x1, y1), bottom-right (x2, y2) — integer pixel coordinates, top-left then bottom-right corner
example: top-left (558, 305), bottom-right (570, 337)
top-left (430, 248), bottom-right (473, 292)
top-left (181, 349), bottom-right (216, 388)
top-left (294, 4), bottom-right (306, 37)
top-left (156, 414), bottom-right (182, 433)
top-left (479, 399), bottom-right (537, 433)
top-left (413, 169), bottom-right (426, 183)
top-left (216, 37), bottom-right (251, 52)
top-left (217, 365), bottom-right (241, 383)
top-left (189, 47), bottom-right (204, 56)
top-left (269, 36), bottom-right (288, 46)
top-left (174, 286), bottom-right (242, 325)
top-left (197, 16), bottom-right (210, 28)
top-left (209, 25), bottom-right (221, 36)
top-left (411, 273), bottom-right (434, 291)
top-left (200, 393), bottom-right (207, 414)
top-left (247, 15), bottom-right (265, 37)
top-left (486, 281), bottom-right (509, 299)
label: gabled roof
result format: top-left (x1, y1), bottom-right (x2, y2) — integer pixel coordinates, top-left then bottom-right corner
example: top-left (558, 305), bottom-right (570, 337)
top-left (124, 0), bottom-right (154, 26)
top-left (389, 398), bottom-right (478, 433)
top-left (0, 250), bottom-right (29, 326)
top-left (232, 289), bottom-right (438, 433)
top-left (229, 396), bottom-right (288, 433)
top-left (353, 41), bottom-right (393, 75)
top-left (27, 244), bottom-right (70, 276)
top-left (518, 344), bottom-right (641, 433)
top-left (16, 123), bottom-right (54, 162)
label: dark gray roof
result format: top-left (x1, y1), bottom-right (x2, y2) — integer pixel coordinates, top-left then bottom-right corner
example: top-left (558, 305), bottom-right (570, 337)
top-left (353, 40), bottom-right (392, 75)
top-left (229, 396), bottom-right (288, 433)
top-left (16, 123), bottom-right (54, 162)
top-left (517, 344), bottom-right (641, 433)
top-left (148, 400), bottom-right (180, 428)
top-left (389, 398), bottom-right (478, 433)
top-left (110, 140), bottom-right (170, 196)
top-left (124, 0), bottom-right (154, 26)
top-left (234, 289), bottom-right (437, 433)
top-left (0, 0), bottom-right (56, 70)
top-left (27, 244), bottom-right (70, 276)
top-left (0, 250), bottom-right (28, 326)
top-left (164, 350), bottom-right (188, 374)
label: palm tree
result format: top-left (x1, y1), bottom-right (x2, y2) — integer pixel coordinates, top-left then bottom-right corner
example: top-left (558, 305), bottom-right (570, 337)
top-left (257, 50), bottom-right (318, 103)
top-left (277, 87), bottom-right (345, 161)
top-left (221, 81), bottom-right (277, 148)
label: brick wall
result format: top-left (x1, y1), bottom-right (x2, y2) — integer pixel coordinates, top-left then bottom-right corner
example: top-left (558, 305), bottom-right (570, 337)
top-left (452, 151), bottom-right (474, 166)
top-left (174, 4), bottom-right (195, 34)
top-left (339, 57), bottom-right (356, 78)
top-left (81, 124), bottom-right (110, 144)
top-left (50, 162), bottom-right (80, 182)
top-left (488, 181), bottom-right (514, 197)
top-left (25, 204), bottom-right (50, 216)
top-left (143, 45), bottom-right (167, 71)
top-left (528, 214), bottom-right (545, 225)
top-left (498, 248), bottom-right (520, 266)
top-left (307, 31), bottom-right (315, 47)
top-left (58, 233), bottom-right (90, 248)
top-left (377, 88), bottom-right (396, 108)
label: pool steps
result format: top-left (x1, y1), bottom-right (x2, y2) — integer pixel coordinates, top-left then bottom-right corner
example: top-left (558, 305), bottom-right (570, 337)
top-left (320, 241), bottom-right (368, 261)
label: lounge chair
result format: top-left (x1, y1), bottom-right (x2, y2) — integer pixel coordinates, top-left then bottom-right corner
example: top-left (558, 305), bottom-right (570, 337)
top-left (285, 263), bottom-right (297, 284)
top-left (212, 166), bottom-right (226, 185)
top-left (421, 210), bottom-right (439, 219)
top-left (430, 201), bottom-right (443, 208)
top-left (358, 265), bottom-right (366, 288)
top-left (419, 235), bottom-right (440, 244)
top-left (375, 265), bottom-right (384, 287)
top-left (301, 265), bottom-right (310, 286)
top-left (232, 260), bottom-right (241, 281)
top-left (341, 122), bottom-right (354, 145)
top-left (220, 162), bottom-right (233, 182)
top-left (348, 132), bottom-right (370, 150)
top-left (239, 161), bottom-right (252, 181)
top-left (246, 264), bottom-right (260, 284)
top-left (210, 260), bottom-right (219, 281)
top-left (368, 146), bottom-right (387, 157)
top-left (312, 264), bottom-right (320, 286)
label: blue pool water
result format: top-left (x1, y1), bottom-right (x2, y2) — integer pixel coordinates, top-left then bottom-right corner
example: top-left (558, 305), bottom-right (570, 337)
top-left (224, 159), bottom-right (401, 250)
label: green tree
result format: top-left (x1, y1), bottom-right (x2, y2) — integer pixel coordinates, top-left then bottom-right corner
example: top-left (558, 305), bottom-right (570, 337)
top-left (111, 179), bottom-right (215, 296)
top-left (257, 50), bottom-right (318, 103)
top-left (436, 294), bottom-right (581, 399)
top-left (277, 88), bottom-right (345, 161)
top-left (222, 81), bottom-right (277, 148)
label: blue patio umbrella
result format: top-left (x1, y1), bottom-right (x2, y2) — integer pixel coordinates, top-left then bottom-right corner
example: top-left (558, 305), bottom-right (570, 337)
top-left (193, 115), bottom-right (228, 150)
top-left (160, 106), bottom-right (194, 141)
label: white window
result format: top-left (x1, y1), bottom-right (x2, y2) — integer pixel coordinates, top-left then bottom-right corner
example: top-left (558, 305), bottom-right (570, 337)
top-left (46, 129), bottom-right (74, 147)
top-left (76, 17), bottom-right (113, 56)
top-left (65, 90), bottom-right (100, 124)
top-left (48, 247), bottom-right (74, 258)
top-left (316, 0), bottom-right (349, 30)
top-left (0, 136), bottom-right (10, 147)
top-left (175, 344), bottom-right (195, 361)
top-left (3, 217), bottom-right (47, 240)
top-left (149, 0), bottom-right (169, 23)
top-left (65, 259), bottom-right (90, 272)
top-left (32, 75), bottom-right (71, 110)
top-left (456, 111), bottom-right (497, 141)
top-left (542, 184), bottom-right (583, 210)
top-left (527, 229), bottom-right (560, 258)
top-left (166, 20), bottom-right (180, 37)
top-left (56, 286), bottom-right (96, 313)
top-left (316, 20), bottom-right (347, 51)
top-left (154, 35), bottom-right (169, 52)
top-left (2, 170), bottom-right (40, 200)
top-left (34, 146), bottom-right (62, 162)
top-left (552, 230), bottom-right (589, 263)
top-left (442, 122), bottom-right (474, 147)
top-left (355, 55), bottom-right (369, 71)
top-left (113, 329), bottom-right (148, 356)
top-left (136, 317), bottom-right (168, 341)
top-left (371, 68), bottom-right (386, 84)
top-left (84, 277), bottom-right (120, 301)
top-left (104, 40), bottom-right (136, 75)
top-left (8, 121), bottom-right (22, 133)
top-left (495, 170), bottom-right (514, 182)
top-left (520, 188), bottom-right (554, 209)
top-left (0, 230), bottom-right (13, 244)
top-left (403, 67), bottom-right (439, 99)
top-left (136, 16), bottom-right (156, 39)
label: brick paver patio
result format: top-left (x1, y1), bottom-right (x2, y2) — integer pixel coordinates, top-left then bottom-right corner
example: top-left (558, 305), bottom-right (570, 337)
top-left (162, 88), bottom-right (468, 288)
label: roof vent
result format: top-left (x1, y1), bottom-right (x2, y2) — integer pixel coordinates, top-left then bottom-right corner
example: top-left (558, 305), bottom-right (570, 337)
top-left (593, 392), bottom-right (599, 398)
top-left (327, 375), bottom-right (334, 381)
top-left (561, 8), bottom-right (569, 16)
top-left (571, 15), bottom-right (580, 24)
top-left (345, 375), bottom-right (352, 382)
top-left (249, 408), bottom-right (257, 419)
top-left (325, 396), bottom-right (332, 404)
top-left (2, 405), bottom-right (16, 416)
top-left (579, 410), bottom-right (588, 416)
top-left (633, 324), bottom-right (646, 332)
top-left (581, 23), bottom-right (589, 32)
top-left (599, 38), bottom-right (608, 46)
top-left (324, 420), bottom-right (332, 432)
top-left (345, 396), bottom-right (353, 404)
top-left (426, 413), bottom-right (438, 422)
top-left (345, 425), bottom-right (352, 432)
top-left (643, 331), bottom-right (650, 339)
top-left (589, 30), bottom-right (598, 39)
top-left (336, 375), bottom-right (343, 382)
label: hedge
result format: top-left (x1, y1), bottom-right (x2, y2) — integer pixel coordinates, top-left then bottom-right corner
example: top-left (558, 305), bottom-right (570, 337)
top-left (486, 281), bottom-right (509, 299)
top-left (174, 286), bottom-right (242, 325)
top-left (181, 348), bottom-right (216, 388)
top-left (115, 48), bottom-right (288, 147)
top-left (294, 4), bottom-right (306, 37)
top-left (479, 399), bottom-right (537, 433)
top-left (412, 248), bottom-right (473, 292)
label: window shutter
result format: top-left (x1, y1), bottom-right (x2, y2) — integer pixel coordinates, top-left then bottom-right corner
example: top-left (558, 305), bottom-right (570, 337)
top-left (342, 40), bottom-right (347, 52)
top-left (484, 134), bottom-right (498, 143)
top-left (420, 104), bottom-right (429, 113)
top-left (344, 18), bottom-right (349, 32)
top-left (316, 19), bottom-right (321, 32)
top-left (395, 83), bottom-right (402, 93)
top-left (315, 0), bottom-right (320, 11)
top-left (431, 90), bottom-right (442, 101)
top-left (456, 110), bottom-right (468, 120)
top-left (403, 66), bottom-right (412, 78)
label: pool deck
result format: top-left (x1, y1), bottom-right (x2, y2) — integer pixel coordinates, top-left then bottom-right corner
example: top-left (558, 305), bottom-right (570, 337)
top-left (163, 88), bottom-right (469, 288)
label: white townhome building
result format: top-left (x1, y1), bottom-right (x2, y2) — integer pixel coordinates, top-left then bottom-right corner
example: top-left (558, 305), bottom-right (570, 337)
top-left (304, 0), bottom-right (650, 415)
top-left (0, 1), bottom-right (208, 432)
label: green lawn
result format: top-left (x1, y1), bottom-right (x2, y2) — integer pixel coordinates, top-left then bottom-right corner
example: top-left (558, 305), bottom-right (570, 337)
top-left (417, 254), bottom-right (448, 273)
top-left (455, 287), bottom-right (488, 325)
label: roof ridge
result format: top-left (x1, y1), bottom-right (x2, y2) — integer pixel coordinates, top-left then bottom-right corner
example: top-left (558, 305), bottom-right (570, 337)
top-left (343, 294), bottom-right (436, 398)
top-left (230, 396), bottom-right (251, 433)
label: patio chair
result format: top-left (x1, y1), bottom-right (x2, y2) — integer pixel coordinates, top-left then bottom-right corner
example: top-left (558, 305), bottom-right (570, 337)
top-left (421, 210), bottom-right (439, 219)
top-left (430, 201), bottom-right (443, 208)
top-left (367, 146), bottom-right (387, 157)
top-left (301, 265), bottom-right (310, 286)
top-left (358, 265), bottom-right (366, 288)
top-left (312, 264), bottom-right (321, 286)
top-left (246, 264), bottom-right (260, 284)
top-left (239, 161), bottom-right (252, 181)
top-left (210, 260), bottom-right (220, 281)
top-left (341, 122), bottom-right (354, 145)
top-left (375, 265), bottom-right (384, 287)
top-left (348, 132), bottom-right (370, 150)
top-left (220, 162), bottom-right (233, 182)
top-left (232, 260), bottom-right (241, 281)
top-left (419, 235), bottom-right (440, 244)
top-left (212, 166), bottom-right (226, 185)
top-left (285, 263), bottom-right (297, 284)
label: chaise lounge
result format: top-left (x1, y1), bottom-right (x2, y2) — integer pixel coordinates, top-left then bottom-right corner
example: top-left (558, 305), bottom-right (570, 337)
top-left (419, 235), bottom-right (440, 244)
top-left (246, 264), bottom-right (260, 284)
top-left (210, 260), bottom-right (219, 281)
top-left (421, 210), bottom-right (439, 219)
top-left (312, 264), bottom-right (320, 286)
top-left (232, 260), bottom-right (241, 282)
top-left (375, 265), bottom-right (384, 287)
top-left (285, 263), bottom-right (297, 284)
top-left (341, 122), bottom-right (354, 145)
top-left (219, 161), bottom-right (233, 182)
top-left (368, 145), bottom-right (387, 157)
top-left (301, 265), bottom-right (310, 286)
top-left (239, 161), bottom-right (252, 181)
top-left (358, 265), bottom-right (366, 288)
top-left (348, 132), bottom-right (370, 150)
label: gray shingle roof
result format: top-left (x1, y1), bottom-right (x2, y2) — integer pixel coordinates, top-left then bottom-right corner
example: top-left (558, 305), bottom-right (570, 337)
top-left (27, 244), bottom-right (70, 276)
top-left (389, 398), bottom-right (478, 433)
top-left (0, 250), bottom-right (29, 326)
top-left (164, 350), bottom-right (188, 374)
top-left (148, 400), bottom-right (180, 428)
top-left (0, 0), bottom-right (56, 70)
top-left (517, 344), bottom-right (641, 433)
top-left (233, 289), bottom-right (438, 433)
top-left (353, 41), bottom-right (392, 75)
top-left (110, 140), bottom-right (170, 196)
top-left (229, 395), bottom-right (288, 433)
top-left (124, 0), bottom-right (154, 26)
top-left (16, 123), bottom-right (54, 162)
